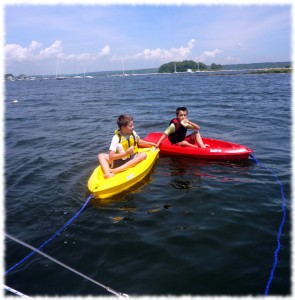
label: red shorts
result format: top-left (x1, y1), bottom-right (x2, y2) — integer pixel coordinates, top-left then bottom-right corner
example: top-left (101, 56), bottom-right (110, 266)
top-left (174, 133), bottom-right (196, 146)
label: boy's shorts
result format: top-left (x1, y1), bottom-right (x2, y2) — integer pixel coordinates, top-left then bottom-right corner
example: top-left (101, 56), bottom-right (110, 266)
top-left (174, 133), bottom-right (197, 146)
top-left (111, 154), bottom-right (136, 168)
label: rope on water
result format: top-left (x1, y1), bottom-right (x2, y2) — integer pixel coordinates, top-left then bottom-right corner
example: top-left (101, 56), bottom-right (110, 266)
top-left (5, 193), bottom-right (94, 275)
top-left (5, 233), bottom-right (129, 298)
top-left (250, 153), bottom-right (287, 296)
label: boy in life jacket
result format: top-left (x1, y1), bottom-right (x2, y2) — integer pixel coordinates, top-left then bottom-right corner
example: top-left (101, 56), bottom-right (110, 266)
top-left (98, 114), bottom-right (156, 178)
top-left (155, 106), bottom-right (209, 149)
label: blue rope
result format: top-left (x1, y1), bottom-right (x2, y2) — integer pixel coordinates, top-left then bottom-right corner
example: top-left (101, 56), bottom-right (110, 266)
top-left (5, 193), bottom-right (94, 275)
top-left (250, 153), bottom-right (287, 296)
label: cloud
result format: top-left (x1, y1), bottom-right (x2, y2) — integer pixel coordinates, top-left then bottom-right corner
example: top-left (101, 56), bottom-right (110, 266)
top-left (196, 49), bottom-right (223, 63)
top-left (5, 40), bottom-right (111, 63)
top-left (132, 39), bottom-right (196, 62)
top-left (39, 40), bottom-right (63, 59)
top-left (129, 39), bottom-right (223, 65)
top-left (100, 45), bottom-right (111, 56)
top-left (5, 40), bottom-right (42, 62)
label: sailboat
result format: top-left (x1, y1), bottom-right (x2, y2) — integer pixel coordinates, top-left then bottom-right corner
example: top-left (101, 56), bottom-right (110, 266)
top-left (73, 62), bottom-right (83, 78)
top-left (173, 61), bottom-right (177, 74)
top-left (56, 60), bottom-right (66, 80)
top-left (84, 65), bottom-right (94, 78)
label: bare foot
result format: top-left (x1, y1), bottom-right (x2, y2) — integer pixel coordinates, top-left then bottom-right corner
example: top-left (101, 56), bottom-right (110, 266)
top-left (200, 144), bottom-right (210, 148)
top-left (104, 172), bottom-right (114, 179)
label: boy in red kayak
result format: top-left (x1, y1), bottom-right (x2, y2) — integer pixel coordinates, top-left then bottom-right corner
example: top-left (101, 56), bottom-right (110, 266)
top-left (155, 106), bottom-right (209, 149)
top-left (98, 114), bottom-right (156, 178)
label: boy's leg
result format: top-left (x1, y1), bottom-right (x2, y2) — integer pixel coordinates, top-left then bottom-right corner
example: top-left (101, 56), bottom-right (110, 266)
top-left (98, 153), bottom-right (114, 178)
top-left (181, 131), bottom-right (209, 148)
top-left (194, 131), bottom-right (209, 148)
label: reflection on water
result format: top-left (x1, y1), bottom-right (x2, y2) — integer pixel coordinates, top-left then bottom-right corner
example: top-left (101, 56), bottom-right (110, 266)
top-left (171, 178), bottom-right (200, 190)
top-left (162, 156), bottom-right (254, 190)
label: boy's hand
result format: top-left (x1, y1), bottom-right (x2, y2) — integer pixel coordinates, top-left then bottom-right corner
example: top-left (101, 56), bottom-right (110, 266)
top-left (126, 146), bottom-right (134, 155)
top-left (181, 119), bottom-right (189, 127)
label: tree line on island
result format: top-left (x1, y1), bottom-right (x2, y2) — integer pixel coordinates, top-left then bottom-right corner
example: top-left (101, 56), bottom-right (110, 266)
top-left (158, 60), bottom-right (223, 73)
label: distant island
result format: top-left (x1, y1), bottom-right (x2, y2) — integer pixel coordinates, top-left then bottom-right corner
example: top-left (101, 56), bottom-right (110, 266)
top-left (158, 60), bottom-right (222, 73)
top-left (158, 60), bottom-right (291, 73)
top-left (4, 61), bottom-right (291, 80)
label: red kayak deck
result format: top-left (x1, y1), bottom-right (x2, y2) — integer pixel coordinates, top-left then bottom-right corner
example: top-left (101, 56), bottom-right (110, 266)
top-left (143, 132), bottom-right (253, 161)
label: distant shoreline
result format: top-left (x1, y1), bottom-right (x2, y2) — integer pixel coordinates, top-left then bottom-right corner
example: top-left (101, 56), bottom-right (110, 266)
top-left (5, 62), bottom-right (291, 79)
top-left (248, 68), bottom-right (291, 74)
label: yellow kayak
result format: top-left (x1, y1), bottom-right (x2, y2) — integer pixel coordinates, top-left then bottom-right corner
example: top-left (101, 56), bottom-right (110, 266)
top-left (88, 147), bottom-right (160, 199)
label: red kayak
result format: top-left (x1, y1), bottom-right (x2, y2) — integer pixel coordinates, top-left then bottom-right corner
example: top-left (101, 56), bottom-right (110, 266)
top-left (143, 132), bottom-right (253, 161)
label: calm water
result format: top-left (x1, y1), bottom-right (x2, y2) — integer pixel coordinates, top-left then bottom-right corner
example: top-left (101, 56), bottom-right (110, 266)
top-left (4, 72), bottom-right (291, 296)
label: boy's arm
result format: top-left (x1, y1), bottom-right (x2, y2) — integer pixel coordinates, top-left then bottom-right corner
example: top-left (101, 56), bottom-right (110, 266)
top-left (182, 119), bottom-right (200, 130)
top-left (136, 131), bottom-right (156, 148)
top-left (155, 134), bottom-right (167, 148)
top-left (155, 124), bottom-right (175, 148)
top-left (138, 139), bottom-right (157, 148)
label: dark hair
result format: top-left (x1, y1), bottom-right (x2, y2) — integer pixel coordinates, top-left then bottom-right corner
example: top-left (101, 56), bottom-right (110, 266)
top-left (176, 107), bottom-right (188, 115)
top-left (117, 114), bottom-right (133, 129)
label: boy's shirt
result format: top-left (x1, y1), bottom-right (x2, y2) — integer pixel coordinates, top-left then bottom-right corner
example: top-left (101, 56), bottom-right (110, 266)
top-left (109, 131), bottom-right (140, 152)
